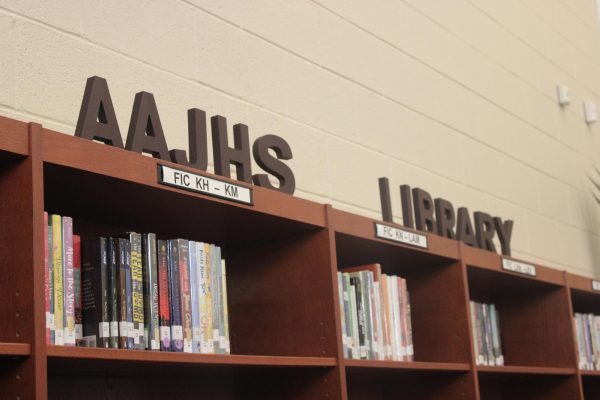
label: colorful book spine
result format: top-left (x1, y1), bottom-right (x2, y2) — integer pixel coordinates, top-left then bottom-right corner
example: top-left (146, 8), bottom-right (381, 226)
top-left (48, 216), bottom-right (55, 345)
top-left (189, 241), bottom-right (201, 353)
top-left (81, 237), bottom-right (109, 348)
top-left (129, 232), bottom-right (145, 349)
top-left (157, 240), bottom-right (171, 352)
top-left (51, 215), bottom-right (64, 346)
top-left (201, 243), bottom-right (214, 353)
top-left (73, 234), bottom-right (83, 344)
top-left (179, 239), bottom-right (193, 353)
top-left (142, 233), bottom-right (160, 351)
top-left (62, 216), bottom-right (75, 346)
top-left (108, 238), bottom-right (119, 348)
top-left (169, 239), bottom-right (183, 352)
top-left (44, 212), bottom-right (51, 345)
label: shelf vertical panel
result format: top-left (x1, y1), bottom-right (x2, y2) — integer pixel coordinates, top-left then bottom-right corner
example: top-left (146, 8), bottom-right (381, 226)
top-left (0, 123), bottom-right (46, 399)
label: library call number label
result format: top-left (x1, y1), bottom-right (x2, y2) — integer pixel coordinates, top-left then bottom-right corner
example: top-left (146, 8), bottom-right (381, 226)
top-left (158, 165), bottom-right (253, 205)
top-left (374, 223), bottom-right (428, 249)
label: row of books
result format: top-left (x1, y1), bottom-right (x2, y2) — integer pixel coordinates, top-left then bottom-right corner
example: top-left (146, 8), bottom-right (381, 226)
top-left (470, 301), bottom-right (504, 366)
top-left (44, 212), bottom-right (230, 353)
top-left (574, 312), bottom-right (600, 370)
top-left (337, 264), bottom-right (414, 361)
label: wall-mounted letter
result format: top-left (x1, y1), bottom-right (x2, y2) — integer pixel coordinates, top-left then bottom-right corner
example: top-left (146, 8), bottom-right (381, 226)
top-left (378, 178), bottom-right (393, 223)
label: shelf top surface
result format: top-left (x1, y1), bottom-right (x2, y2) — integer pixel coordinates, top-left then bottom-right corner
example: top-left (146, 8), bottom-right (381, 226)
top-left (46, 346), bottom-right (337, 368)
top-left (330, 208), bottom-right (460, 261)
top-left (0, 116), bottom-right (31, 158)
top-left (344, 359), bottom-right (471, 372)
top-left (476, 365), bottom-right (576, 375)
top-left (40, 127), bottom-right (327, 229)
top-left (0, 342), bottom-right (31, 357)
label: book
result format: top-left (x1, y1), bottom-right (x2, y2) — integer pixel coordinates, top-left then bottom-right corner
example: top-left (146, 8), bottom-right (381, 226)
top-left (212, 245), bottom-right (224, 354)
top-left (221, 258), bottom-right (230, 354)
top-left (44, 212), bottom-right (51, 345)
top-left (189, 241), bottom-right (201, 353)
top-left (178, 239), bottom-right (193, 353)
top-left (157, 239), bottom-right (171, 352)
top-left (168, 239), bottom-right (184, 352)
top-left (142, 233), bottom-right (160, 351)
top-left (107, 238), bottom-right (119, 348)
top-left (51, 214), bottom-right (64, 346)
top-left (200, 243), bottom-right (214, 353)
top-left (81, 237), bottom-right (109, 348)
top-left (62, 216), bottom-right (76, 346)
top-left (129, 232), bottom-right (145, 349)
top-left (117, 238), bottom-right (129, 349)
top-left (73, 234), bottom-right (83, 344)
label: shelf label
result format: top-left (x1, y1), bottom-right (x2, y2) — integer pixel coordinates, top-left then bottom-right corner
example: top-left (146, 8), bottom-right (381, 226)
top-left (374, 223), bottom-right (428, 249)
top-left (592, 280), bottom-right (600, 292)
top-left (158, 165), bottom-right (253, 205)
top-left (501, 258), bottom-right (536, 277)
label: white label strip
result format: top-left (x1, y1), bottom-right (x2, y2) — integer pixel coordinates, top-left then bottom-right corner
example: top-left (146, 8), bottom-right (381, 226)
top-left (158, 165), bottom-right (253, 205)
top-left (592, 280), bottom-right (600, 292)
top-left (501, 258), bottom-right (536, 277)
top-left (374, 223), bottom-right (428, 249)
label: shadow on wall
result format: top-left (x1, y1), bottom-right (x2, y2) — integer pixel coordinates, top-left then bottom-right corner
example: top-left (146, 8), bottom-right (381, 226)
top-left (585, 165), bottom-right (600, 275)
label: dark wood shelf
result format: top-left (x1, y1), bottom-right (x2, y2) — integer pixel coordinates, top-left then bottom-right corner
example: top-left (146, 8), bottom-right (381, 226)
top-left (344, 359), bottom-right (471, 372)
top-left (477, 365), bottom-right (576, 375)
top-left (0, 342), bottom-right (31, 357)
top-left (46, 346), bottom-right (336, 368)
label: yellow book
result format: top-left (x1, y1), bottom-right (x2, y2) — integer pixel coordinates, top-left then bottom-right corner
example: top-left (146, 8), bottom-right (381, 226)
top-left (52, 215), bottom-right (64, 345)
top-left (200, 243), bottom-right (213, 353)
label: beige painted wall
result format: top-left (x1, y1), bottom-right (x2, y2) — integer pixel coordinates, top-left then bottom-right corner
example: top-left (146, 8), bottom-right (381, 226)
top-left (1, 0), bottom-right (600, 277)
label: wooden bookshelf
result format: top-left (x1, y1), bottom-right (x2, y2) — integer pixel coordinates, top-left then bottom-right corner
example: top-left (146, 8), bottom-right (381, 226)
top-left (0, 115), bottom-right (596, 398)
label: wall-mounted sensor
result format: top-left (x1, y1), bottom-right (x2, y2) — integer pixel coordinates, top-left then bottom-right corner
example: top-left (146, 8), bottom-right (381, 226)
top-left (557, 85), bottom-right (571, 105)
top-left (584, 100), bottom-right (597, 123)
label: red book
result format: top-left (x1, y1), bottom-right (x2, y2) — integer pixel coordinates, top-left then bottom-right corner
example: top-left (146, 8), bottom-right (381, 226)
top-left (73, 234), bottom-right (82, 344)
top-left (157, 240), bottom-right (171, 351)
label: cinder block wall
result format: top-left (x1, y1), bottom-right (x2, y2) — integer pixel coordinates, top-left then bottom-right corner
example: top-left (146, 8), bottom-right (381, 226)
top-left (1, 0), bottom-right (600, 277)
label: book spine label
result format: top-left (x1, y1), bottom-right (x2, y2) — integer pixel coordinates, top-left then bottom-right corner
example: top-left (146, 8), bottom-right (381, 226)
top-left (130, 233), bottom-right (145, 349)
top-left (169, 240), bottom-right (183, 352)
top-left (108, 238), bottom-right (119, 348)
top-left (179, 239), bottom-right (193, 353)
top-left (157, 240), bottom-right (171, 351)
top-left (52, 215), bottom-right (64, 346)
top-left (73, 234), bottom-right (83, 343)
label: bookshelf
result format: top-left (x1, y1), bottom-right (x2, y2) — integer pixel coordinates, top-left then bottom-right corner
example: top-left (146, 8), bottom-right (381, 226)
top-left (0, 114), bottom-right (596, 398)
